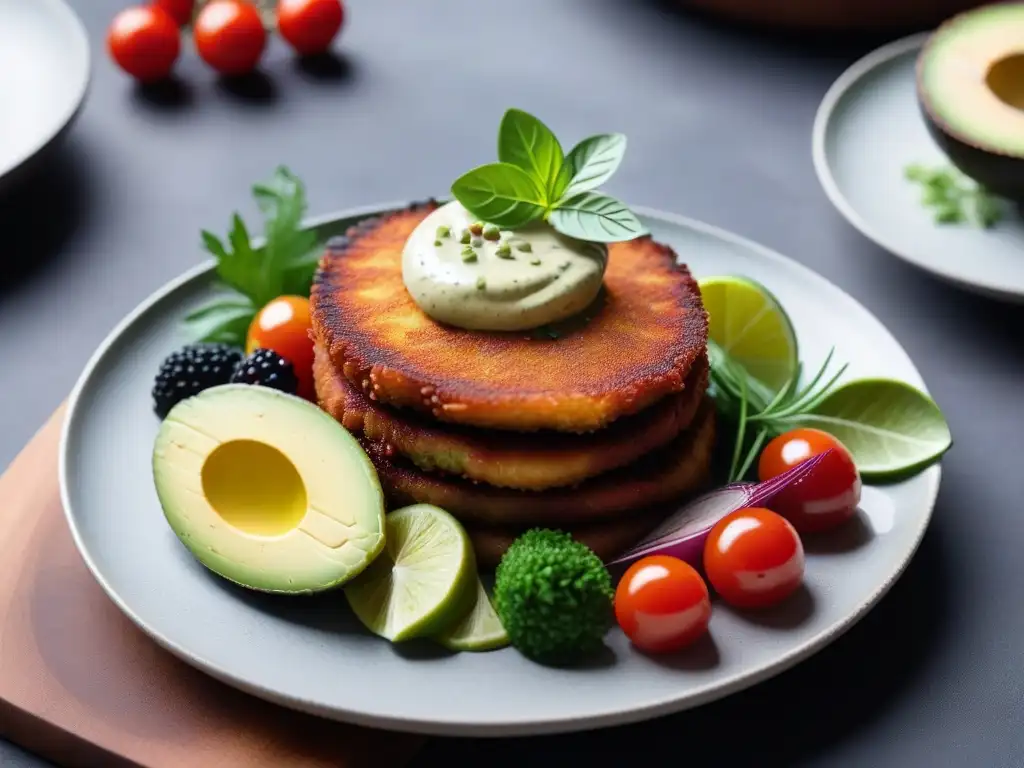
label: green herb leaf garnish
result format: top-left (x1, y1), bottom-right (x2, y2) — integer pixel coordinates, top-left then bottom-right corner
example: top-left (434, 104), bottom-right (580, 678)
top-left (498, 108), bottom-right (566, 203)
top-left (780, 379), bottom-right (952, 481)
top-left (187, 166), bottom-right (323, 346)
top-left (451, 109), bottom-right (647, 244)
top-left (450, 163), bottom-right (547, 229)
top-left (560, 133), bottom-right (627, 200)
top-left (708, 340), bottom-right (951, 483)
top-left (547, 192), bottom-right (645, 244)
top-left (904, 162), bottom-right (1003, 228)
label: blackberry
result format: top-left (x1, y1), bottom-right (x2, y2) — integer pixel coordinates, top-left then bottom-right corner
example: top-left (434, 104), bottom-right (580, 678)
top-left (230, 349), bottom-right (299, 394)
top-left (152, 343), bottom-right (244, 418)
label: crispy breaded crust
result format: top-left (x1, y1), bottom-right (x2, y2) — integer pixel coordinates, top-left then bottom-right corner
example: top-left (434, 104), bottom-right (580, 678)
top-left (467, 511), bottom-right (669, 570)
top-left (360, 400), bottom-right (715, 526)
top-left (314, 341), bottom-right (708, 491)
top-left (311, 201), bottom-right (709, 433)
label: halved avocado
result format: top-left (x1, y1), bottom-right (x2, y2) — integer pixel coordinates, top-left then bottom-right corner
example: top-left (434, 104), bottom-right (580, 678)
top-left (917, 3), bottom-right (1024, 201)
top-left (153, 384), bottom-right (386, 594)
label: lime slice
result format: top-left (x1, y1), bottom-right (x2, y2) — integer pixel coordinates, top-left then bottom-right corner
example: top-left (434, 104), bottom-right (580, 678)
top-left (435, 579), bottom-right (509, 652)
top-left (698, 275), bottom-right (798, 392)
top-left (345, 504), bottom-right (476, 642)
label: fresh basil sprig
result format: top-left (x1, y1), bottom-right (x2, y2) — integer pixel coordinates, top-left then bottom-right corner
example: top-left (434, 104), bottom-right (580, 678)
top-left (186, 166), bottom-right (323, 346)
top-left (451, 108), bottom-right (646, 243)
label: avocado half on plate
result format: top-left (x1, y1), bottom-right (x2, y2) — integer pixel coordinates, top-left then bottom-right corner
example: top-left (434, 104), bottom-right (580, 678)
top-left (916, 2), bottom-right (1024, 202)
top-left (152, 385), bottom-right (387, 594)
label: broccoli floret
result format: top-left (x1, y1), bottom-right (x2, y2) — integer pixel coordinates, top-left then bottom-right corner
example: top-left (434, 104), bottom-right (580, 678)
top-left (493, 528), bottom-right (614, 664)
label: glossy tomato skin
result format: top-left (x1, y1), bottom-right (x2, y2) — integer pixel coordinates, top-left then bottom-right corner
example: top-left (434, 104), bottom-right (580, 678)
top-left (107, 6), bottom-right (181, 83)
top-left (154, 0), bottom-right (195, 26)
top-left (758, 428), bottom-right (861, 533)
top-left (703, 507), bottom-right (804, 610)
top-left (246, 296), bottom-right (315, 400)
top-left (194, 0), bottom-right (267, 76)
top-left (614, 555), bottom-right (711, 654)
top-left (277, 0), bottom-right (345, 56)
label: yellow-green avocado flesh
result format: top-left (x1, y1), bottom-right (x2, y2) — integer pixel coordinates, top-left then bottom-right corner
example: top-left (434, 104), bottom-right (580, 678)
top-left (917, 3), bottom-right (1024, 199)
top-left (153, 384), bottom-right (386, 594)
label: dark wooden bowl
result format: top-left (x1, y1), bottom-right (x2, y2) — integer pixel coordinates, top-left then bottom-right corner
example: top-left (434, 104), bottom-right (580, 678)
top-left (682, 0), bottom-right (989, 31)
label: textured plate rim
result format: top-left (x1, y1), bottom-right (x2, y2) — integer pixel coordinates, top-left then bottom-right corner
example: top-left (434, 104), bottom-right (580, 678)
top-left (58, 203), bottom-right (941, 737)
top-left (811, 32), bottom-right (1024, 302)
top-left (0, 0), bottom-right (92, 182)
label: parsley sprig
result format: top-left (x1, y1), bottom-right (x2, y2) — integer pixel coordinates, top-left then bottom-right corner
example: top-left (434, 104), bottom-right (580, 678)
top-left (904, 163), bottom-right (1002, 228)
top-left (451, 108), bottom-right (647, 243)
top-left (708, 340), bottom-right (849, 482)
top-left (185, 167), bottom-right (322, 346)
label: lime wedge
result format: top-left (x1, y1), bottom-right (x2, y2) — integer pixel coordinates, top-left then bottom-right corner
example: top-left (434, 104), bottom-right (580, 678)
top-left (698, 275), bottom-right (798, 392)
top-left (345, 504), bottom-right (476, 642)
top-left (435, 579), bottom-right (509, 652)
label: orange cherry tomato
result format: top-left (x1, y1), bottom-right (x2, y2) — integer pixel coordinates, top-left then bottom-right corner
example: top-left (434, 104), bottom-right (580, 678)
top-left (107, 5), bottom-right (181, 83)
top-left (614, 555), bottom-right (711, 654)
top-left (758, 428), bottom-right (861, 533)
top-left (246, 296), bottom-right (315, 400)
top-left (194, 0), bottom-right (266, 76)
top-left (277, 0), bottom-right (345, 56)
top-left (153, 0), bottom-right (195, 26)
top-left (703, 507), bottom-right (804, 610)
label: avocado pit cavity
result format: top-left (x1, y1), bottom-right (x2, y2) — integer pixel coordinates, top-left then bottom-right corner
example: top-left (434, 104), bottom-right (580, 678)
top-left (986, 53), bottom-right (1024, 111)
top-left (201, 439), bottom-right (307, 537)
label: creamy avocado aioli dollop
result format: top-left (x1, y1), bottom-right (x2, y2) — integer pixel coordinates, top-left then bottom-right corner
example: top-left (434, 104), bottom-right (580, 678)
top-left (402, 201), bottom-right (607, 332)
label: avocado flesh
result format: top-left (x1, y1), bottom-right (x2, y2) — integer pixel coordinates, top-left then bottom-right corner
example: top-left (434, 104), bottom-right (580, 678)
top-left (153, 384), bottom-right (386, 594)
top-left (917, 3), bottom-right (1024, 200)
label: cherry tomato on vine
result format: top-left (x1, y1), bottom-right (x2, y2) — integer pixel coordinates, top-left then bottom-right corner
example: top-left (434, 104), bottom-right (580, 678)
top-left (107, 5), bottom-right (181, 83)
top-left (758, 428), bottom-right (861, 533)
top-left (246, 296), bottom-right (315, 400)
top-left (703, 507), bottom-right (804, 610)
top-left (154, 0), bottom-right (195, 26)
top-left (614, 555), bottom-right (711, 654)
top-left (277, 0), bottom-right (345, 56)
top-left (194, 0), bottom-right (267, 76)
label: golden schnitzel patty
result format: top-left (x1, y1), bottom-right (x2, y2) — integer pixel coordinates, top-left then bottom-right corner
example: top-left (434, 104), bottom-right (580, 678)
top-left (311, 201), bottom-right (709, 433)
top-left (359, 400), bottom-right (715, 526)
top-left (314, 341), bottom-right (708, 491)
top-left (467, 512), bottom-right (669, 570)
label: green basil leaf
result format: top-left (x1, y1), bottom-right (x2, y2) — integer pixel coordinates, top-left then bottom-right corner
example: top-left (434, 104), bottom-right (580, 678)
top-left (184, 298), bottom-right (254, 323)
top-left (198, 312), bottom-right (255, 346)
top-left (451, 163), bottom-right (546, 228)
top-left (547, 192), bottom-right (646, 243)
top-left (560, 133), bottom-right (627, 200)
top-left (782, 378), bottom-right (952, 482)
top-left (497, 108), bottom-right (565, 203)
top-left (280, 244), bottom-right (325, 297)
top-left (185, 300), bottom-right (256, 347)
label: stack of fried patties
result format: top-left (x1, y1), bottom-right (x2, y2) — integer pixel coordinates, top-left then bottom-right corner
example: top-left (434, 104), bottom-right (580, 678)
top-left (310, 202), bottom-right (714, 568)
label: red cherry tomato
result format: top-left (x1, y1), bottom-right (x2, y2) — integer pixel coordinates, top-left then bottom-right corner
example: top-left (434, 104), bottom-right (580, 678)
top-left (703, 507), bottom-right (804, 610)
top-left (614, 555), bottom-right (711, 653)
top-left (107, 6), bottom-right (181, 83)
top-left (247, 296), bottom-right (315, 400)
top-left (758, 428), bottom-right (861, 533)
top-left (194, 0), bottom-right (267, 76)
top-left (277, 0), bottom-right (345, 56)
top-left (153, 0), bottom-right (194, 26)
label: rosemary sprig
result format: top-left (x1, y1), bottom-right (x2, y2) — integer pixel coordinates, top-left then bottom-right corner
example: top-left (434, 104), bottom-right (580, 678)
top-left (708, 339), bottom-right (849, 482)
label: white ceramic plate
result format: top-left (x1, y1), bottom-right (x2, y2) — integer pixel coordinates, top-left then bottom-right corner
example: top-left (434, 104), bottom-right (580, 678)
top-left (59, 205), bottom-right (940, 737)
top-left (813, 33), bottom-right (1024, 302)
top-left (0, 0), bottom-right (90, 186)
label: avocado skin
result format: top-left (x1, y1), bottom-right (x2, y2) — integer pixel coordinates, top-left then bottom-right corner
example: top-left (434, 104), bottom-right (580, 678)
top-left (918, 98), bottom-right (1024, 203)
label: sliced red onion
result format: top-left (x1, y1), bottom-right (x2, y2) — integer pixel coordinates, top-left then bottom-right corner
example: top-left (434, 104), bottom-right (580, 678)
top-left (606, 450), bottom-right (832, 570)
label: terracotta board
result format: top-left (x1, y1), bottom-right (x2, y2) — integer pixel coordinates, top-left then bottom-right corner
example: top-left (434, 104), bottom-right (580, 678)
top-left (0, 406), bottom-right (424, 768)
